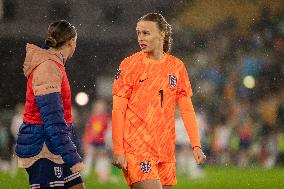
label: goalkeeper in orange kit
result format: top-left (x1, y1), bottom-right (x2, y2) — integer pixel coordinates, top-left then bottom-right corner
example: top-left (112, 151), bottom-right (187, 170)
top-left (112, 13), bottom-right (206, 189)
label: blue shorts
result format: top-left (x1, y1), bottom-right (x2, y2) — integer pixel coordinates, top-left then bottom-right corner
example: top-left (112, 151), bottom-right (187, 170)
top-left (26, 158), bottom-right (83, 189)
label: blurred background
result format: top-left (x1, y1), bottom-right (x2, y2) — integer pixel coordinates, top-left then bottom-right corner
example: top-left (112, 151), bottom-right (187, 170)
top-left (0, 0), bottom-right (284, 188)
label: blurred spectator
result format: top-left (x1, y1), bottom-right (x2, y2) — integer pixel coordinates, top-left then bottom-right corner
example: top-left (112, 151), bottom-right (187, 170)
top-left (277, 101), bottom-right (284, 164)
top-left (237, 117), bottom-right (255, 167)
top-left (175, 109), bottom-right (206, 178)
top-left (72, 105), bottom-right (84, 156)
top-left (0, 120), bottom-right (9, 171)
top-left (82, 99), bottom-right (112, 183)
top-left (9, 103), bottom-right (24, 175)
top-left (10, 103), bottom-right (24, 143)
top-left (211, 117), bottom-right (232, 165)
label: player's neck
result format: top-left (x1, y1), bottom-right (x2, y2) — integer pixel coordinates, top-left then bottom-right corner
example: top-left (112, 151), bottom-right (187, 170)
top-left (147, 50), bottom-right (165, 61)
top-left (49, 48), bottom-right (69, 63)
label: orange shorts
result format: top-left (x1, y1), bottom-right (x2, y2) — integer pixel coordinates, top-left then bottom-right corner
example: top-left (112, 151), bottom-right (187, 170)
top-left (123, 153), bottom-right (176, 186)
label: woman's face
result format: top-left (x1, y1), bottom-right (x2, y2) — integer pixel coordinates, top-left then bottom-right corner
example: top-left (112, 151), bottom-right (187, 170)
top-left (136, 21), bottom-right (164, 53)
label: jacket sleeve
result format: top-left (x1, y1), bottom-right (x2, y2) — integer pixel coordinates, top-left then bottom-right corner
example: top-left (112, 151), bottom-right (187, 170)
top-left (33, 61), bottom-right (82, 166)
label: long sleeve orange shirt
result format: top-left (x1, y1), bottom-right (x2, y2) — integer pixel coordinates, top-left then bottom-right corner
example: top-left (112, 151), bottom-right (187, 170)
top-left (112, 52), bottom-right (201, 162)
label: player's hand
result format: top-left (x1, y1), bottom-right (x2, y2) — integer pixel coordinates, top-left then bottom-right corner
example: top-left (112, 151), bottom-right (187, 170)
top-left (192, 147), bottom-right (206, 165)
top-left (70, 162), bottom-right (85, 173)
top-left (112, 154), bottom-right (127, 171)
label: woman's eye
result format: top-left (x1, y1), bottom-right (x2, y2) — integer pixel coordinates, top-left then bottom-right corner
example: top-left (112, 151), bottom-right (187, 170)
top-left (137, 31), bottom-right (149, 36)
top-left (143, 31), bottom-right (149, 35)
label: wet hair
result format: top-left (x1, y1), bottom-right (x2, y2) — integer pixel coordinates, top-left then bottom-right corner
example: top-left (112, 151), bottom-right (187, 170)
top-left (45, 20), bottom-right (77, 49)
top-left (139, 13), bottom-right (173, 53)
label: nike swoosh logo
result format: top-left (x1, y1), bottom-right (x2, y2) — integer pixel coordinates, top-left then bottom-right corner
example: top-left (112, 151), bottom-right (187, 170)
top-left (139, 78), bottom-right (148, 82)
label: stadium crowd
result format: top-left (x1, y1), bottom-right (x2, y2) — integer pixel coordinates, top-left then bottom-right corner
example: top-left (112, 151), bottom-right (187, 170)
top-left (182, 7), bottom-right (284, 169)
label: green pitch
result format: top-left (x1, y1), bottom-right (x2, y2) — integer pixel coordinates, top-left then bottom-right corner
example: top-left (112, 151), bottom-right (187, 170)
top-left (0, 166), bottom-right (284, 189)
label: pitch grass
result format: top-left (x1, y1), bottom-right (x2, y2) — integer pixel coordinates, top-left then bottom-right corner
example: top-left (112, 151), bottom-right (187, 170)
top-left (0, 166), bottom-right (284, 189)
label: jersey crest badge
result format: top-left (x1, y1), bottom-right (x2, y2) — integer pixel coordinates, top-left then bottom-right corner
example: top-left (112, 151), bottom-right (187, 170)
top-left (169, 75), bottom-right (177, 87)
top-left (115, 68), bottom-right (121, 80)
top-left (140, 161), bottom-right (151, 173)
top-left (54, 166), bottom-right (63, 178)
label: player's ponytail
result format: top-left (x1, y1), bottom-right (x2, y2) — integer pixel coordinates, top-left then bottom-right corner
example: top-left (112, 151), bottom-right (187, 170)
top-left (163, 23), bottom-right (172, 53)
top-left (45, 20), bottom-right (77, 49)
top-left (139, 13), bottom-right (173, 53)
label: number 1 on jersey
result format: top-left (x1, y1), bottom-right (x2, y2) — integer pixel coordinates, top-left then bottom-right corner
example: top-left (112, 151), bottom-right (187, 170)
top-left (159, 90), bottom-right (163, 108)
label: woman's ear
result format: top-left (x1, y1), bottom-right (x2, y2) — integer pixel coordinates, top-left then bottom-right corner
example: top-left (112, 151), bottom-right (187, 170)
top-left (65, 40), bottom-right (71, 47)
top-left (70, 37), bottom-right (77, 47)
top-left (67, 38), bottom-right (74, 47)
top-left (160, 31), bottom-right (165, 39)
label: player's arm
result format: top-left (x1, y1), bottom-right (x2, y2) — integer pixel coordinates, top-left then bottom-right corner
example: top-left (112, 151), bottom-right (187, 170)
top-left (111, 62), bottom-right (133, 170)
top-left (177, 96), bottom-right (201, 149)
top-left (177, 63), bottom-right (206, 164)
top-left (112, 95), bottom-right (128, 170)
top-left (33, 60), bottom-right (83, 172)
top-left (112, 95), bottom-right (128, 155)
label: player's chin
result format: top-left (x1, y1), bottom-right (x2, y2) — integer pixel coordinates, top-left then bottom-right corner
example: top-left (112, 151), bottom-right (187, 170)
top-left (141, 48), bottom-right (150, 53)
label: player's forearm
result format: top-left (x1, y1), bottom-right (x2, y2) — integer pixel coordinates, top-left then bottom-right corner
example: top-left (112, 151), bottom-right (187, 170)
top-left (112, 95), bottom-right (128, 155)
top-left (177, 96), bottom-right (201, 148)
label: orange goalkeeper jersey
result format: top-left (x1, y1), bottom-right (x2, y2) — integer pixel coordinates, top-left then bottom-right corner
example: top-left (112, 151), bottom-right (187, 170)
top-left (112, 52), bottom-right (194, 162)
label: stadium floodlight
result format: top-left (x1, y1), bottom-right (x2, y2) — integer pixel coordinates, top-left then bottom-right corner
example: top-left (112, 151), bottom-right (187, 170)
top-left (75, 92), bottom-right (89, 106)
top-left (243, 75), bottom-right (255, 89)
